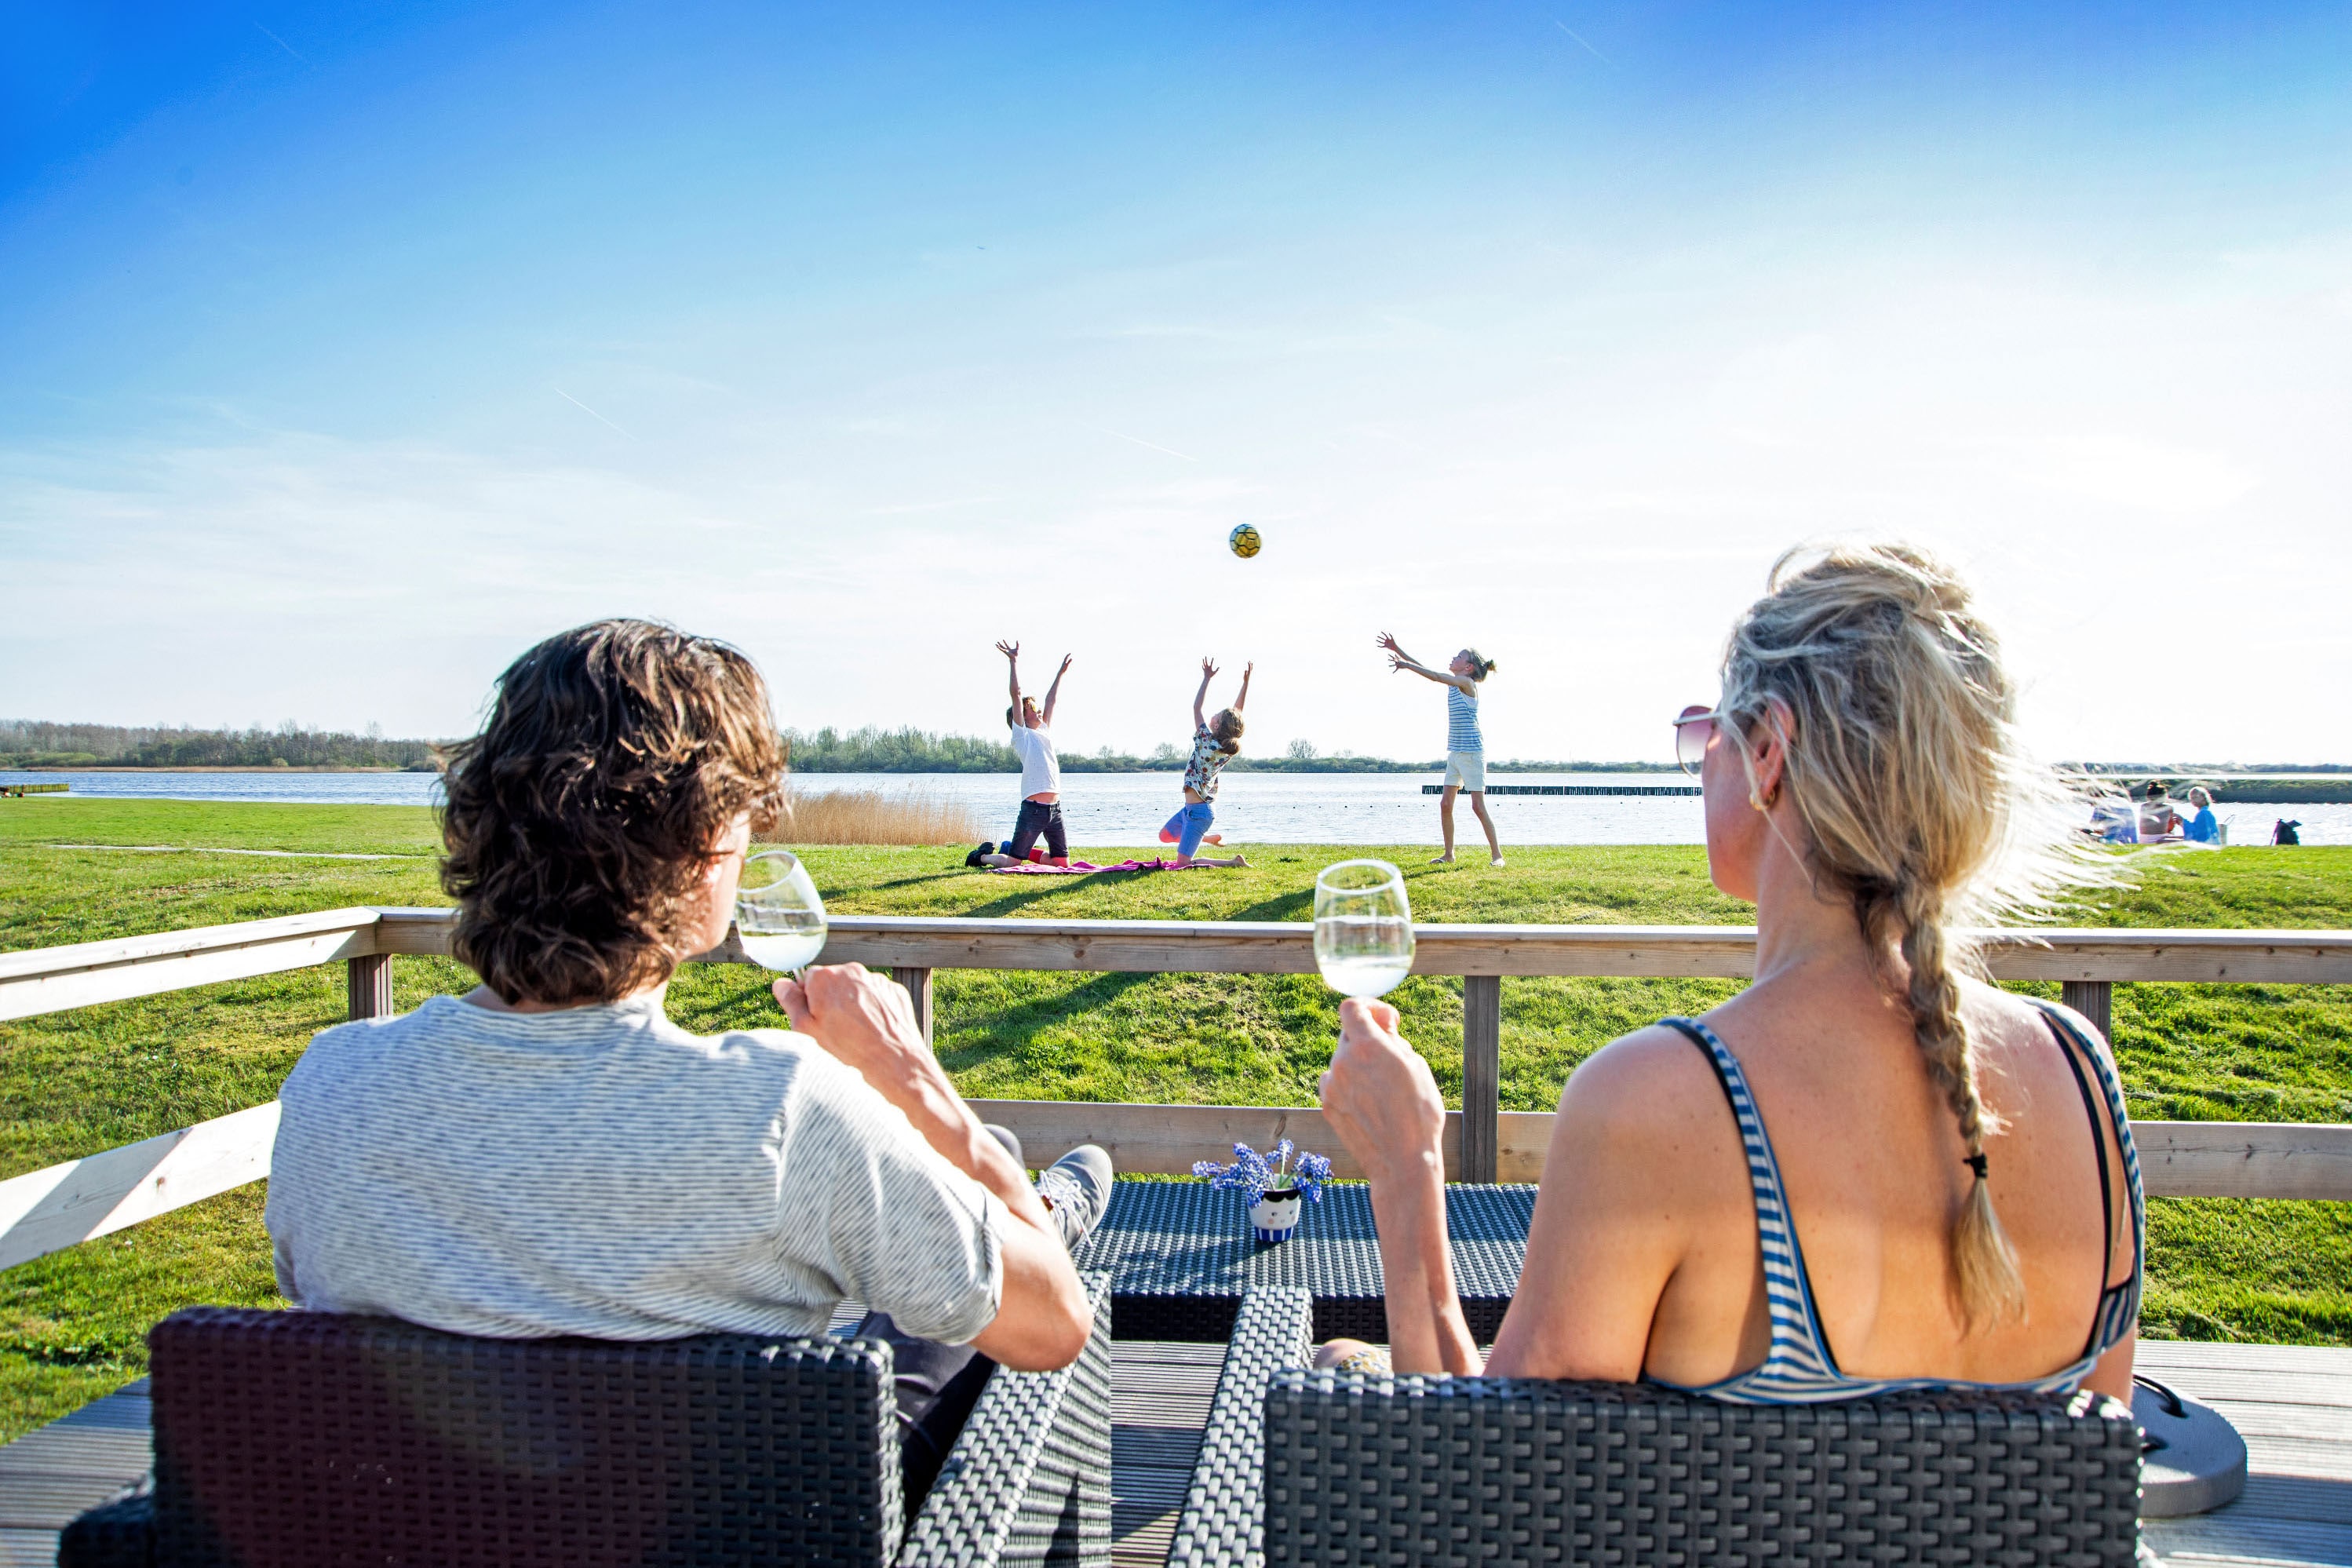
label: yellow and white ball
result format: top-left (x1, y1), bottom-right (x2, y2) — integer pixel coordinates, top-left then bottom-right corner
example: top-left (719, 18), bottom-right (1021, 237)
top-left (1228, 524), bottom-right (1263, 559)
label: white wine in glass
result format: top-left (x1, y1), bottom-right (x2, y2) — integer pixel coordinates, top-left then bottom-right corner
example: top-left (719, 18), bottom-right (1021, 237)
top-left (736, 849), bottom-right (829, 974)
top-left (1314, 859), bottom-right (1414, 998)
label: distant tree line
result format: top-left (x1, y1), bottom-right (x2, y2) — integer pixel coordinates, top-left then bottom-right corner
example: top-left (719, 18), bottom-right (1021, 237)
top-left (2065, 762), bottom-right (2352, 775)
top-left (0, 720), bottom-right (440, 771)
top-left (777, 727), bottom-right (1680, 773)
top-left (2, 715), bottom-right (1731, 775)
top-left (35, 717), bottom-right (2304, 779)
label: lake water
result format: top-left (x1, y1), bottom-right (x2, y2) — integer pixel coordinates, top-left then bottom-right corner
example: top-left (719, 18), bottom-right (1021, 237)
top-left (5, 769), bottom-right (2344, 847)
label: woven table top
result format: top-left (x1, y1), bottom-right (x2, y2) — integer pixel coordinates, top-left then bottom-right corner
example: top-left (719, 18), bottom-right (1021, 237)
top-left (1071, 1181), bottom-right (1534, 1340)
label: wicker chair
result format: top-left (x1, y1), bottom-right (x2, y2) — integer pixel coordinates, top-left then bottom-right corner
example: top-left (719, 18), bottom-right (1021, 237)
top-left (60, 1272), bottom-right (1111, 1568)
top-left (1172, 1287), bottom-right (2144, 1568)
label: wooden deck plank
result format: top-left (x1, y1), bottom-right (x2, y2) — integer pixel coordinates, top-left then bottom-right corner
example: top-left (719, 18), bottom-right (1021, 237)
top-left (2186, 1400), bottom-right (2352, 1443)
top-left (0, 1383), bottom-right (148, 1537)
top-left (0, 1527), bottom-right (67, 1568)
top-left (2144, 1512), bottom-right (2352, 1567)
top-left (2141, 1343), bottom-right (2352, 1377)
top-left (2229, 1476), bottom-right (2352, 1528)
top-left (2240, 1437), bottom-right (2352, 1484)
top-left (2136, 1368), bottom-right (2352, 1409)
top-left (1111, 1336), bottom-right (1223, 1568)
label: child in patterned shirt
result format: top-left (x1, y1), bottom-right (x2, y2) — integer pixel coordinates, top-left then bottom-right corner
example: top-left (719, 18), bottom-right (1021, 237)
top-left (1158, 656), bottom-right (1253, 868)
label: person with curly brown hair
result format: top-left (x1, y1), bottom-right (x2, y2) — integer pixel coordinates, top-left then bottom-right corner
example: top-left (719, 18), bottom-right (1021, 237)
top-left (265, 618), bottom-right (1110, 1507)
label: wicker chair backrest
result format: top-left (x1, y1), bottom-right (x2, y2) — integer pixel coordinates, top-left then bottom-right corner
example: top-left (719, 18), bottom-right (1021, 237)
top-left (1263, 1370), bottom-right (2142, 1567)
top-left (148, 1306), bottom-right (906, 1568)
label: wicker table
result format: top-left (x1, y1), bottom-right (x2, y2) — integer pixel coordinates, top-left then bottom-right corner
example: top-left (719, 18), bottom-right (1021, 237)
top-left (1069, 1179), bottom-right (1535, 1343)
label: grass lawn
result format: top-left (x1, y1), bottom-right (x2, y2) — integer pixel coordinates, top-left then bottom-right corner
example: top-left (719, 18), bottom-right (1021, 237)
top-left (1, 795), bottom-right (2348, 1439)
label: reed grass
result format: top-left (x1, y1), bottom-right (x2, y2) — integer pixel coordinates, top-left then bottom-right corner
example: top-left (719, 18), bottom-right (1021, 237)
top-left (773, 784), bottom-right (983, 846)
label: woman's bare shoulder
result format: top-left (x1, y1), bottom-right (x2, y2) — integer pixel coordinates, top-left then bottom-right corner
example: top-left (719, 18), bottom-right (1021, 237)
top-left (1556, 1021), bottom-right (1730, 1131)
top-left (1959, 977), bottom-right (2109, 1052)
top-left (1958, 976), bottom-right (2120, 1102)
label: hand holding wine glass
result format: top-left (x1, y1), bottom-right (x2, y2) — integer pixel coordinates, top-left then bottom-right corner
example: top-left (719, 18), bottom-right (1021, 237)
top-left (736, 849), bottom-right (828, 976)
top-left (1313, 862), bottom-right (1446, 1186)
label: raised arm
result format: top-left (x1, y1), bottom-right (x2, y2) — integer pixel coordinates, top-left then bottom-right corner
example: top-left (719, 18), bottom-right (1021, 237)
top-left (1232, 661), bottom-right (1253, 712)
top-left (777, 965), bottom-right (1092, 1371)
top-left (1316, 1000), bottom-right (1482, 1375)
top-left (1193, 657), bottom-right (1218, 728)
top-left (996, 640), bottom-right (1024, 713)
top-left (1377, 632), bottom-right (1471, 693)
top-left (1041, 654), bottom-right (1072, 727)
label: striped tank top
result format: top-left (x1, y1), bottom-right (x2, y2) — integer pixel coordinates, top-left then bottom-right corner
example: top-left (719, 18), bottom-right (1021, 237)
top-left (1446, 686), bottom-right (1482, 753)
top-left (1650, 1006), bottom-right (2143, 1406)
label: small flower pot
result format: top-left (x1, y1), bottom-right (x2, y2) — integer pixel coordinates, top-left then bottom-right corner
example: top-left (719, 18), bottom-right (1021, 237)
top-left (1249, 1187), bottom-right (1304, 1243)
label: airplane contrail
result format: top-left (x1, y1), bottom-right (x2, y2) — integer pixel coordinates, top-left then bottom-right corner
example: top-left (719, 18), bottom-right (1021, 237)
top-left (1553, 20), bottom-right (1614, 66)
top-left (555, 388), bottom-right (636, 440)
top-left (1096, 427), bottom-right (1200, 463)
top-left (253, 22), bottom-right (308, 63)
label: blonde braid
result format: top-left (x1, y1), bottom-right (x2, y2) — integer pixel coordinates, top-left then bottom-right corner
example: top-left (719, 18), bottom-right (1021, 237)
top-left (1897, 884), bottom-right (2026, 1328)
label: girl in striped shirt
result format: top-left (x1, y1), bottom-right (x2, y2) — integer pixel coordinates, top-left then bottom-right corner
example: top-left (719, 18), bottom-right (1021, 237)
top-left (1377, 633), bottom-right (1503, 866)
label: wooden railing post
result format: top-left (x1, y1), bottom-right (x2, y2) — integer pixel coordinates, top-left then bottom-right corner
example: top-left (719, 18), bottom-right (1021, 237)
top-left (893, 966), bottom-right (934, 1048)
top-left (1462, 975), bottom-right (1501, 1183)
top-left (2062, 979), bottom-right (2113, 1041)
top-left (348, 954), bottom-right (392, 1020)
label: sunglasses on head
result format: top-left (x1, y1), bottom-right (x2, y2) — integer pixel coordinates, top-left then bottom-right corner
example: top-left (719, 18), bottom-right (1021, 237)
top-left (1672, 705), bottom-right (1720, 778)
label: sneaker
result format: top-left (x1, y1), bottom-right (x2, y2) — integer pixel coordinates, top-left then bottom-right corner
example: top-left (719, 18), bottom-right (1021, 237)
top-left (965, 841), bottom-right (997, 868)
top-left (1034, 1143), bottom-right (1114, 1252)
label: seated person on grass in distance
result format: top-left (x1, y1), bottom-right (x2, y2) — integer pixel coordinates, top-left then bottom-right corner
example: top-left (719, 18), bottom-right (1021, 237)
top-left (267, 618), bottom-right (1112, 1508)
top-left (2183, 786), bottom-right (2221, 844)
top-left (2138, 782), bottom-right (2186, 841)
top-left (1317, 545), bottom-right (2142, 1417)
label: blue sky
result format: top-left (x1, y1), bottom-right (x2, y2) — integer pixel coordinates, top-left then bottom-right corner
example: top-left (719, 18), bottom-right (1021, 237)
top-left (5, 2), bottom-right (2348, 762)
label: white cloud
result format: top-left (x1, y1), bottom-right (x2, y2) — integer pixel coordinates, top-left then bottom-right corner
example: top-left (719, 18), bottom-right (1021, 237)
top-left (4, 221), bottom-right (2348, 764)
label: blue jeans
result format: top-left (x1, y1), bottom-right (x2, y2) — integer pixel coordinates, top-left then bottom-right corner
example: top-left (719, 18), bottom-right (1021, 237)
top-left (1005, 799), bottom-right (1067, 861)
top-left (1160, 801), bottom-right (1213, 857)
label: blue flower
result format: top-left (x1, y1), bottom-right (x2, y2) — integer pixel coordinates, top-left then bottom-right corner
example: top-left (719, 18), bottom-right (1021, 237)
top-left (1193, 1140), bottom-right (1332, 1205)
top-left (1292, 1150), bottom-right (1333, 1203)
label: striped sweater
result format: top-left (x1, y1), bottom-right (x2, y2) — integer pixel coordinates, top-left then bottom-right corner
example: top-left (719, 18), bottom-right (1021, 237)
top-left (266, 992), bottom-right (1006, 1345)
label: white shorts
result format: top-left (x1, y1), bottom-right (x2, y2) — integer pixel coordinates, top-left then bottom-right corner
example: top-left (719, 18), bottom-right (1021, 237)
top-left (1442, 751), bottom-right (1486, 792)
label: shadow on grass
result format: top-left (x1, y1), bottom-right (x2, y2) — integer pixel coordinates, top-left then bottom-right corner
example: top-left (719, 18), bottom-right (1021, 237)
top-left (960, 882), bottom-right (1110, 917)
top-left (932, 970), bottom-right (1160, 1078)
top-left (1226, 888), bottom-right (1314, 921)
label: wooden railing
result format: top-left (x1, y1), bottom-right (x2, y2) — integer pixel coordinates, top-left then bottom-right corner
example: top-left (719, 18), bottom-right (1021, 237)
top-left (2, 908), bottom-right (2349, 1274)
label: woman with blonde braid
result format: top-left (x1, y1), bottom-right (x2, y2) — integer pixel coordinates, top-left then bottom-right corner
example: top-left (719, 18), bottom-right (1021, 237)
top-left (1317, 544), bottom-right (2142, 1413)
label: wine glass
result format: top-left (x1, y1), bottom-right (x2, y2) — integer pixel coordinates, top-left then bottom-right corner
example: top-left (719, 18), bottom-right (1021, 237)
top-left (1314, 859), bottom-right (1415, 998)
top-left (735, 850), bottom-right (829, 975)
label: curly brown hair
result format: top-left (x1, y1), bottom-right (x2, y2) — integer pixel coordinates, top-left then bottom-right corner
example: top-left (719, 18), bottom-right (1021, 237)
top-left (438, 619), bottom-right (786, 1005)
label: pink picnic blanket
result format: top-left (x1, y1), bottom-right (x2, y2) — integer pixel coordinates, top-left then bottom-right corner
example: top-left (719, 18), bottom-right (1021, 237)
top-left (987, 857), bottom-right (1216, 874)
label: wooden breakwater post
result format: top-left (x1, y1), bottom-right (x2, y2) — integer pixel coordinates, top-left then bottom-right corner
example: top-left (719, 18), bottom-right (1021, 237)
top-left (1420, 784), bottom-right (1701, 797)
